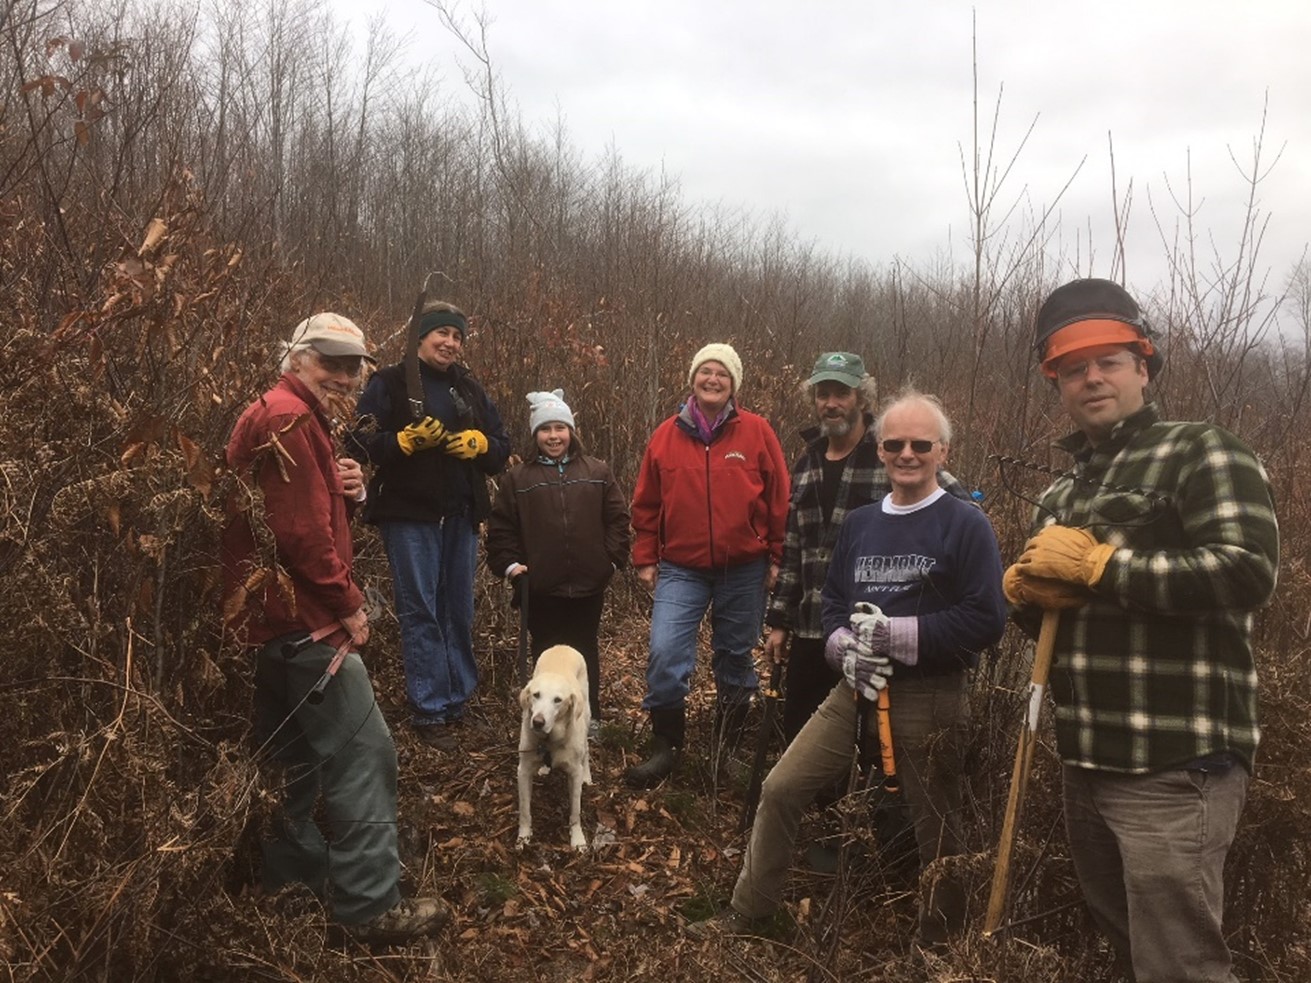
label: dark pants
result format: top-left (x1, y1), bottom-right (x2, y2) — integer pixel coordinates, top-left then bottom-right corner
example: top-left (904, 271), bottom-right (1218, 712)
top-left (254, 635), bottom-right (400, 924)
top-left (527, 591), bottom-right (605, 718)
top-left (782, 636), bottom-right (841, 743)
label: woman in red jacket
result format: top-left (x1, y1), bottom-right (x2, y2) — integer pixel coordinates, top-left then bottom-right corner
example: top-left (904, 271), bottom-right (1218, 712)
top-left (625, 344), bottom-right (790, 787)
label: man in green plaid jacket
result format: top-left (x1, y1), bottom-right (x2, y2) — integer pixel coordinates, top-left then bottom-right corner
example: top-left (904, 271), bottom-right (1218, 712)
top-left (1005, 279), bottom-right (1279, 983)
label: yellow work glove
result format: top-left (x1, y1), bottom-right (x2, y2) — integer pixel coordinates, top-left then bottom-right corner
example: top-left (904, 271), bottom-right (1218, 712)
top-left (396, 416), bottom-right (446, 455)
top-left (1016, 524), bottom-right (1116, 589)
top-left (1003, 563), bottom-right (1090, 610)
top-left (443, 429), bottom-right (489, 460)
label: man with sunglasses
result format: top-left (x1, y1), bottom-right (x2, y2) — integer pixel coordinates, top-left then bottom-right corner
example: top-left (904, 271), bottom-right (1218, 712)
top-left (223, 313), bottom-right (448, 942)
top-left (765, 352), bottom-right (970, 741)
top-left (697, 390), bottom-right (1006, 944)
top-left (1005, 279), bottom-right (1279, 982)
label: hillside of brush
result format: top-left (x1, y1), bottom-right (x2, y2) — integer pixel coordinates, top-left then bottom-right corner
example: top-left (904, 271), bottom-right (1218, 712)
top-left (2, 3), bottom-right (1309, 981)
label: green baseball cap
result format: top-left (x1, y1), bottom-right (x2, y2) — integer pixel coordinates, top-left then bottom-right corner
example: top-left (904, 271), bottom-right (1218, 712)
top-left (808, 351), bottom-right (865, 387)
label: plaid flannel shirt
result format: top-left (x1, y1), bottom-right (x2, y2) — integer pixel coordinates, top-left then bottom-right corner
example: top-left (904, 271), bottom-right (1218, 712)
top-left (1022, 403), bottom-right (1279, 773)
top-left (766, 418), bottom-right (969, 639)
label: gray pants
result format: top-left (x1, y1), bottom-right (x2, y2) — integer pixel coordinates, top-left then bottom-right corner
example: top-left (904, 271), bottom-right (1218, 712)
top-left (254, 635), bottom-right (401, 924)
top-left (732, 674), bottom-right (969, 923)
top-left (1063, 761), bottom-right (1249, 983)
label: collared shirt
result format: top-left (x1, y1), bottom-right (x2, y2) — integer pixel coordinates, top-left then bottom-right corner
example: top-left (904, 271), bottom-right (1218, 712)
top-left (766, 417), bottom-right (969, 639)
top-left (1023, 403), bottom-right (1279, 773)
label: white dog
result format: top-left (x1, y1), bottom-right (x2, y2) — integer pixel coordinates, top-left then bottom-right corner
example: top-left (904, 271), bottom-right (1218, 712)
top-left (517, 645), bottom-right (592, 851)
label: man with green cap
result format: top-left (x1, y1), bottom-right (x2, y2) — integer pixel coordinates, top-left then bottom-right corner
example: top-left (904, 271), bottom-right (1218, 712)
top-left (765, 353), bottom-right (969, 739)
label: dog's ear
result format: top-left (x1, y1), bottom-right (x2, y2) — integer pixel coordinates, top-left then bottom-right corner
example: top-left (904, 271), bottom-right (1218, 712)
top-left (519, 684), bottom-right (531, 711)
top-left (571, 692), bottom-right (584, 722)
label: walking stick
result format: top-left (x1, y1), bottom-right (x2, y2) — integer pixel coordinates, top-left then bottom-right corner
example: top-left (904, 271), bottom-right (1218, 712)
top-left (983, 608), bottom-right (1060, 936)
top-left (515, 573), bottom-right (531, 687)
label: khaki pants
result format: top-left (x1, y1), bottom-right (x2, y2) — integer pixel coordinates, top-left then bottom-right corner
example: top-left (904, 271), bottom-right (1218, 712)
top-left (732, 674), bottom-right (969, 926)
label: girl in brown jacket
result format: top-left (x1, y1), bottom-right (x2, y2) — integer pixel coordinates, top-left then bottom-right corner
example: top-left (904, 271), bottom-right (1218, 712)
top-left (486, 390), bottom-right (630, 728)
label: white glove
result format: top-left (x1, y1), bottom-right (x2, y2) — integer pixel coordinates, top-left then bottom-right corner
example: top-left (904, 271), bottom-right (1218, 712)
top-left (850, 602), bottom-right (888, 648)
top-left (825, 620), bottom-right (892, 701)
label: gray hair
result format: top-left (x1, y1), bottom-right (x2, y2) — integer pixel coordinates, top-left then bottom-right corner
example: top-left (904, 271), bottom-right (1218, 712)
top-left (874, 387), bottom-right (953, 444)
top-left (803, 373), bottom-right (879, 409)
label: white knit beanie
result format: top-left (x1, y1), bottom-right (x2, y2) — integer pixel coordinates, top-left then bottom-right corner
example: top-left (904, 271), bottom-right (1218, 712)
top-left (527, 389), bottom-right (576, 433)
top-left (688, 343), bottom-right (743, 394)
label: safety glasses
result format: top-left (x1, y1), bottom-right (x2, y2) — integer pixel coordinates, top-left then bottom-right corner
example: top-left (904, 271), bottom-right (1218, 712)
top-left (880, 439), bottom-right (939, 454)
top-left (313, 351), bottom-right (365, 377)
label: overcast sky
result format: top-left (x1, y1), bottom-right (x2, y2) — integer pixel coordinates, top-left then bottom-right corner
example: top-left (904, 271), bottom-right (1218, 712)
top-left (347, 0), bottom-right (1310, 300)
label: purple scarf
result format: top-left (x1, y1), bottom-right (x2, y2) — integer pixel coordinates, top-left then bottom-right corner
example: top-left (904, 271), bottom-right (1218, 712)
top-left (687, 396), bottom-right (733, 443)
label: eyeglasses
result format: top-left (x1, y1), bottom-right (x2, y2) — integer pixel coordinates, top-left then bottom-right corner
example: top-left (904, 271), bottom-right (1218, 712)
top-left (313, 351), bottom-right (364, 377)
top-left (1055, 352), bottom-right (1139, 383)
top-left (881, 439), bottom-right (939, 454)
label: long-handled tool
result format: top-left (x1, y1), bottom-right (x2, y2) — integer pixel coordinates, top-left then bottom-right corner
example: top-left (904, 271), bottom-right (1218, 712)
top-left (740, 659), bottom-right (784, 833)
top-left (874, 687), bottom-right (899, 793)
top-left (983, 608), bottom-right (1060, 936)
top-left (403, 272), bottom-right (446, 422)
top-left (306, 634), bottom-right (355, 705)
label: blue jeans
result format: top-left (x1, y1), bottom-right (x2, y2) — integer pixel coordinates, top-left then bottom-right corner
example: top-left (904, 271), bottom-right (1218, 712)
top-left (643, 558), bottom-right (767, 711)
top-left (254, 635), bottom-right (400, 924)
top-left (380, 518), bottom-right (479, 727)
top-left (1063, 760), bottom-right (1249, 983)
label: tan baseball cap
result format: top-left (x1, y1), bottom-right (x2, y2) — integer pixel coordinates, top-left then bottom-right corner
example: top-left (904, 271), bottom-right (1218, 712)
top-left (289, 313), bottom-right (376, 362)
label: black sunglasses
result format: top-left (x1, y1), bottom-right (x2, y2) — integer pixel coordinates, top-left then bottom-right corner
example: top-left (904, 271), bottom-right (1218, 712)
top-left (881, 439), bottom-right (938, 454)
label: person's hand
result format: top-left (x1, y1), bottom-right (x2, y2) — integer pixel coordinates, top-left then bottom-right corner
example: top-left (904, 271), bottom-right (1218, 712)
top-left (763, 627), bottom-right (789, 665)
top-left (443, 429), bottom-right (489, 460)
top-left (849, 602), bottom-right (887, 649)
top-left (824, 626), bottom-right (892, 699)
top-left (1003, 563), bottom-right (1090, 610)
top-left (337, 457), bottom-right (365, 499)
top-left (507, 563), bottom-right (528, 580)
top-left (1016, 524), bottom-right (1115, 588)
top-left (397, 416), bottom-right (446, 455)
top-left (341, 607), bottom-right (370, 646)
top-left (636, 565), bottom-right (658, 589)
top-left (766, 562), bottom-right (780, 592)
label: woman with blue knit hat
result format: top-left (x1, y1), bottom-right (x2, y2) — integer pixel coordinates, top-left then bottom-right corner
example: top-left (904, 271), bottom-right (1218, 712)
top-left (486, 389), bottom-right (631, 728)
top-left (350, 300), bottom-right (511, 752)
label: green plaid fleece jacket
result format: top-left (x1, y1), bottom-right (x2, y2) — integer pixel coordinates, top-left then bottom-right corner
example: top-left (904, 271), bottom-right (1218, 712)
top-left (765, 419), bottom-right (969, 639)
top-left (1022, 403), bottom-right (1278, 773)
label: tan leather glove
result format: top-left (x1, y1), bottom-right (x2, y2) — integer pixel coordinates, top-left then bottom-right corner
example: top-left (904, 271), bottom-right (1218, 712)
top-left (1003, 563), bottom-right (1091, 610)
top-left (396, 417), bottom-right (446, 456)
top-left (443, 429), bottom-right (489, 460)
top-left (1016, 524), bottom-right (1116, 588)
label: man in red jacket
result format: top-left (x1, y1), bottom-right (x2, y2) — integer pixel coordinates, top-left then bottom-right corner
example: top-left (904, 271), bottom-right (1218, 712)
top-left (222, 312), bottom-right (446, 943)
top-left (625, 343), bottom-right (790, 787)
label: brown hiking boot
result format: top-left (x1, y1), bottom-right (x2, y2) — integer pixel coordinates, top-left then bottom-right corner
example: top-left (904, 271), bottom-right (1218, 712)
top-left (685, 907), bottom-right (792, 941)
top-left (344, 897), bottom-right (450, 944)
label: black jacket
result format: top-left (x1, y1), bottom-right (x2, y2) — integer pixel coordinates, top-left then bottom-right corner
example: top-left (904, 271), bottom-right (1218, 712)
top-left (350, 361), bottom-right (510, 525)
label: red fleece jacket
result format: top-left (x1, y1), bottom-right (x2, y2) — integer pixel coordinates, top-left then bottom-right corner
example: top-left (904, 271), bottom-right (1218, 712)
top-left (631, 405), bottom-right (790, 570)
top-left (222, 373), bottom-right (364, 644)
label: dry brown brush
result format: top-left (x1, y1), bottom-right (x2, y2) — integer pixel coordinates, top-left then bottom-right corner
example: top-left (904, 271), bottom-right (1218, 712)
top-left (1, 3), bottom-right (1309, 981)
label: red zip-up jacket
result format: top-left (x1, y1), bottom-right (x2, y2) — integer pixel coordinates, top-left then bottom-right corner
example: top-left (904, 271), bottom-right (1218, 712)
top-left (631, 402), bottom-right (790, 570)
top-left (222, 373), bottom-right (364, 645)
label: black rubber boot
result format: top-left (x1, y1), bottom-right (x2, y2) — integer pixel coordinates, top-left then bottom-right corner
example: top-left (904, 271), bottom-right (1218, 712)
top-left (625, 707), bottom-right (685, 788)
